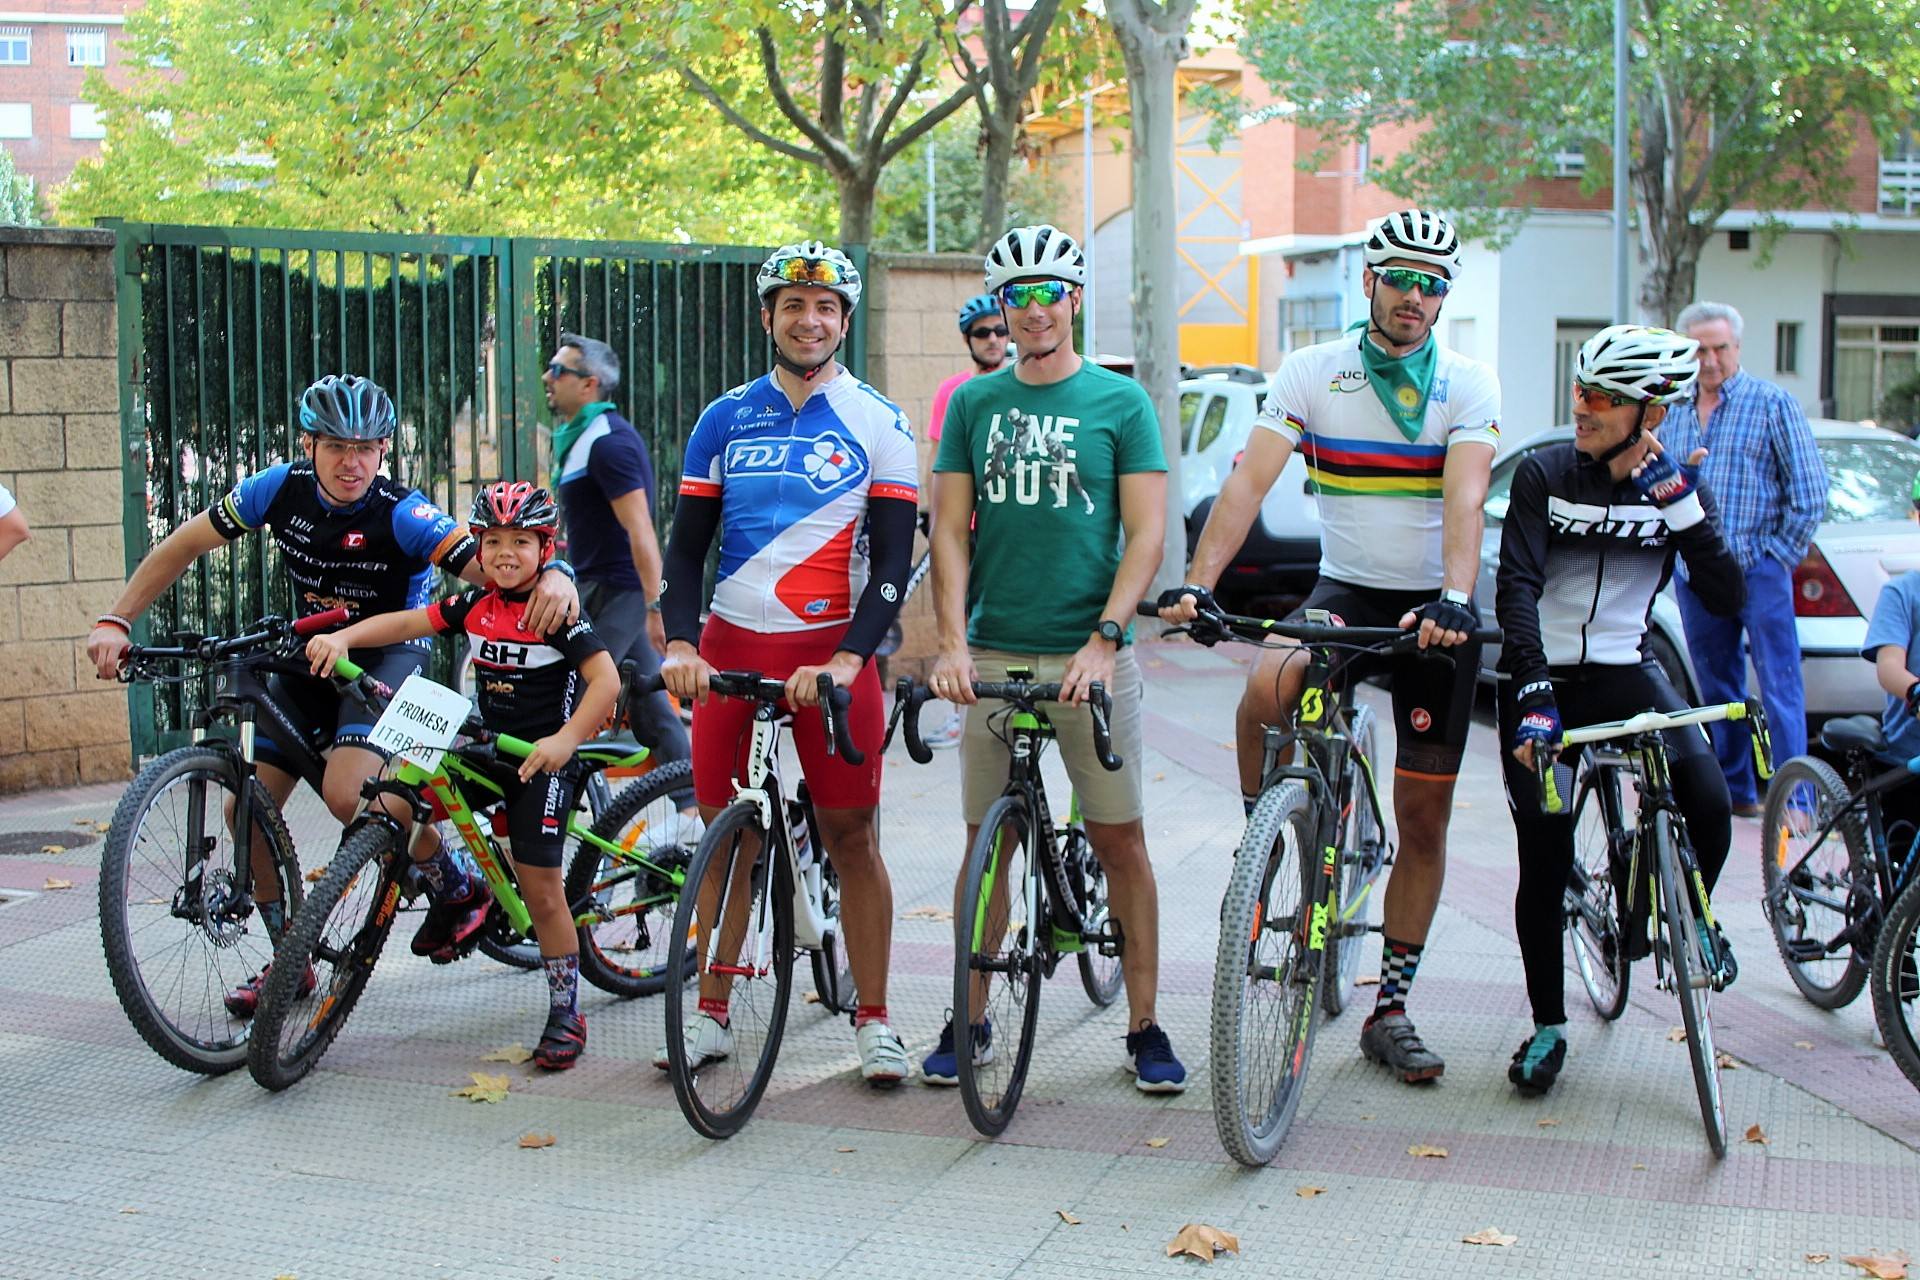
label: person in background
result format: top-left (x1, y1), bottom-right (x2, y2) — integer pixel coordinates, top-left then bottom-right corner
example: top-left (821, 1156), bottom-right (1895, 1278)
top-left (0, 482), bottom-right (28, 564)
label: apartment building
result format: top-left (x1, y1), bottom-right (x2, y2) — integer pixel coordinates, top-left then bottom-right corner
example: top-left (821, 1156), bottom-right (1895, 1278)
top-left (0, 1), bottom-right (138, 193)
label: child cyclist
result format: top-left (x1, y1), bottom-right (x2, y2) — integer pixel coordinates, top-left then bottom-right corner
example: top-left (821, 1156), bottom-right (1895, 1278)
top-left (306, 481), bottom-right (617, 1070)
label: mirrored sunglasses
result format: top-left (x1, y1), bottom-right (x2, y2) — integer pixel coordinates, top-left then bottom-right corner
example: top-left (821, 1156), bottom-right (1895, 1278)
top-left (999, 280), bottom-right (1071, 309)
top-left (1373, 266), bottom-right (1452, 297)
top-left (770, 256), bottom-right (848, 286)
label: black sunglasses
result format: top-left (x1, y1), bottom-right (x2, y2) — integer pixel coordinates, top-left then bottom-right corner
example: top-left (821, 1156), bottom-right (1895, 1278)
top-left (545, 360), bottom-right (591, 380)
top-left (968, 325), bottom-right (1010, 340)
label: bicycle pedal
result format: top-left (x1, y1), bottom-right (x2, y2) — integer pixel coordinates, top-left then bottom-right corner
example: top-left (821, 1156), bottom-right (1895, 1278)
top-left (1781, 939), bottom-right (1826, 963)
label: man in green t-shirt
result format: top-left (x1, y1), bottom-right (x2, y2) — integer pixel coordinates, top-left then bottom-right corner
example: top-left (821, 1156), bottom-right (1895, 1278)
top-left (924, 224), bottom-right (1186, 1094)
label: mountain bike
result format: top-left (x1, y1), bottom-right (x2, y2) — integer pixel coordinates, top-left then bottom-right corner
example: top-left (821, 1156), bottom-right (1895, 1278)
top-left (659, 671), bottom-right (866, 1139)
top-left (247, 660), bottom-right (688, 1090)
top-left (1142, 602), bottom-right (1498, 1166)
top-left (889, 672), bottom-right (1125, 1137)
top-left (1538, 699), bottom-right (1772, 1157)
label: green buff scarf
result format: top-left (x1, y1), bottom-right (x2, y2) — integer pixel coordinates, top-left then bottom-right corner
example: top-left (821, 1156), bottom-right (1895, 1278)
top-left (550, 400), bottom-right (618, 488)
top-left (1348, 319), bottom-right (1437, 443)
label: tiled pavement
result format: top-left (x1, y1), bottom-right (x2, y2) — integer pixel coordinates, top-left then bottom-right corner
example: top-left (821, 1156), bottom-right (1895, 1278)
top-left (1, 638), bottom-right (1914, 1278)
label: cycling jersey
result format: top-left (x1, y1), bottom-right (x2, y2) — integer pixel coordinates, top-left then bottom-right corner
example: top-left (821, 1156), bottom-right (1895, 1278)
top-left (427, 587), bottom-right (607, 741)
top-left (678, 373), bottom-right (918, 632)
top-left (209, 461), bottom-right (477, 635)
top-left (1494, 441), bottom-right (1744, 695)
top-left (1255, 333), bottom-right (1501, 591)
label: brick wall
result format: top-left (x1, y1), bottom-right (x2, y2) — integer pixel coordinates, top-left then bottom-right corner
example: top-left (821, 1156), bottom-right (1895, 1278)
top-left (0, 226), bottom-right (126, 793)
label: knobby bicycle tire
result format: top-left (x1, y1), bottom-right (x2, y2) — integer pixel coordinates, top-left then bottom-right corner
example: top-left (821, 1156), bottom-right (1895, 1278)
top-left (1761, 756), bottom-right (1870, 1010)
top-left (1324, 706), bottom-right (1381, 1018)
top-left (566, 762), bottom-right (695, 1000)
top-left (1070, 824), bottom-right (1125, 1008)
top-left (248, 823), bottom-right (404, 1091)
top-left (955, 793), bottom-right (1044, 1137)
top-left (1869, 874), bottom-right (1920, 1093)
top-left (1210, 781), bottom-right (1319, 1167)
top-left (1567, 756), bottom-right (1631, 1021)
top-left (99, 745), bottom-right (302, 1075)
top-left (663, 801), bottom-right (794, 1139)
top-left (1657, 811), bottom-right (1726, 1157)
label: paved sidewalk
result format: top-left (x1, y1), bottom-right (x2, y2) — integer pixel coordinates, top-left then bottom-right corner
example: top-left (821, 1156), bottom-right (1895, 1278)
top-left (1, 638), bottom-right (1915, 1279)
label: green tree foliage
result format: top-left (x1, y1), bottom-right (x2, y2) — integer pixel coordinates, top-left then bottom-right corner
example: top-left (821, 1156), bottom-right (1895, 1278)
top-left (1240, 0), bottom-right (1920, 322)
top-left (0, 144), bottom-right (37, 225)
top-left (870, 111), bottom-right (1067, 254)
top-left (58, 0), bottom-right (830, 242)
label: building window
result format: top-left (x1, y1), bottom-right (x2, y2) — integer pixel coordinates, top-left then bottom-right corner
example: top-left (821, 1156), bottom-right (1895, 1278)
top-left (66, 29), bottom-right (106, 67)
top-left (1776, 321), bottom-right (1801, 376)
top-left (0, 103), bottom-right (31, 140)
top-left (0, 28), bottom-right (29, 66)
top-left (1282, 294), bottom-right (1342, 352)
top-left (1554, 319), bottom-right (1610, 418)
top-left (1833, 320), bottom-right (1920, 422)
top-left (1884, 129), bottom-right (1919, 216)
top-left (1550, 149), bottom-right (1586, 179)
top-left (70, 103), bottom-right (105, 140)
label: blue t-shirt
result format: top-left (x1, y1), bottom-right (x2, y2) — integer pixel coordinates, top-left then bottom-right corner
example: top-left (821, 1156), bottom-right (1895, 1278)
top-left (1863, 572), bottom-right (1920, 760)
top-left (555, 410), bottom-right (658, 590)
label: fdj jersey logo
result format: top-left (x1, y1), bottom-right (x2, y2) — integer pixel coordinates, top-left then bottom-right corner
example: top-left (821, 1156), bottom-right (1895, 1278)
top-left (800, 433), bottom-right (861, 492)
top-left (724, 440), bottom-right (790, 476)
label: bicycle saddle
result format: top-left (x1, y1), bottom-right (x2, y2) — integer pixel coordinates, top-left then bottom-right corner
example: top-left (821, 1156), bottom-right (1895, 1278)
top-left (1819, 714), bottom-right (1886, 755)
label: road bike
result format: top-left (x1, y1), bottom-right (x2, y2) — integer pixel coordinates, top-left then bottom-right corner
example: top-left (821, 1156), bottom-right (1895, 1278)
top-left (660, 671), bottom-right (864, 1139)
top-left (247, 660), bottom-right (689, 1089)
top-left (890, 672), bottom-right (1125, 1136)
top-left (1542, 700), bottom-right (1771, 1156)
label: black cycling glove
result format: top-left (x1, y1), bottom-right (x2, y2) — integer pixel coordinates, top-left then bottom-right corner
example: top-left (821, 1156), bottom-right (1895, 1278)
top-left (1412, 593), bottom-right (1478, 636)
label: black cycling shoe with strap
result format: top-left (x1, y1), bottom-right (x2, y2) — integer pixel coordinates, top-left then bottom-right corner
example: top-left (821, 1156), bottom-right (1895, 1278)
top-left (1359, 1011), bottom-right (1445, 1082)
top-left (410, 882), bottom-right (490, 958)
top-left (1507, 1027), bottom-right (1567, 1096)
top-left (533, 1010), bottom-right (587, 1070)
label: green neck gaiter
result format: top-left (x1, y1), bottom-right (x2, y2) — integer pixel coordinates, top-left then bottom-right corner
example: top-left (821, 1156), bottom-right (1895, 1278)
top-left (550, 400), bottom-right (618, 487)
top-left (1349, 320), bottom-right (1437, 442)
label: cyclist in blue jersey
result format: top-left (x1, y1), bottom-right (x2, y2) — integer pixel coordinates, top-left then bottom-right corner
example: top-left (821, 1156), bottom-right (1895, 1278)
top-left (88, 375), bottom-right (582, 1013)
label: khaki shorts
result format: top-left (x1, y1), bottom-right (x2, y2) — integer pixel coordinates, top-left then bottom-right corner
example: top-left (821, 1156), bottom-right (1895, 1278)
top-left (960, 647), bottom-right (1145, 826)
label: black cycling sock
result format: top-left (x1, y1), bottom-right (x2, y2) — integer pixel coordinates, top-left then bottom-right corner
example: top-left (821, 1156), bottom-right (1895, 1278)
top-left (1371, 935), bottom-right (1424, 1020)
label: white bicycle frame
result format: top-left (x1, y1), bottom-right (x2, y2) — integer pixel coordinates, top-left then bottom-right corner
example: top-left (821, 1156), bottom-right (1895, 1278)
top-left (1557, 701), bottom-right (1749, 748)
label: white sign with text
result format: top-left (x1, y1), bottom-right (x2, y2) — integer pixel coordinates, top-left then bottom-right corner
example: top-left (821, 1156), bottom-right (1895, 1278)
top-left (367, 673), bottom-right (469, 772)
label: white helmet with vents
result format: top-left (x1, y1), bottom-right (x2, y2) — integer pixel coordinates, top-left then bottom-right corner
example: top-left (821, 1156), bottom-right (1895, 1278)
top-left (983, 224), bottom-right (1086, 291)
top-left (1574, 324), bottom-right (1701, 405)
top-left (756, 241), bottom-right (861, 311)
top-left (1364, 209), bottom-right (1464, 279)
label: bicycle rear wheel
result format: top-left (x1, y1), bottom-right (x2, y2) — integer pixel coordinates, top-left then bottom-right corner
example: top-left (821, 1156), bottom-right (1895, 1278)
top-left (1567, 755), bottom-right (1632, 1021)
top-left (1211, 782), bottom-right (1319, 1167)
top-left (1324, 706), bottom-right (1381, 1017)
top-left (1869, 875), bottom-right (1920, 1092)
top-left (1656, 811), bottom-right (1726, 1157)
top-left (1068, 824), bottom-right (1124, 1008)
top-left (99, 745), bottom-right (302, 1075)
top-left (955, 794), bottom-right (1044, 1136)
top-left (663, 801), bottom-right (793, 1139)
top-left (566, 763), bottom-right (694, 999)
top-left (248, 822), bottom-right (405, 1090)
top-left (1761, 757), bottom-right (1870, 1009)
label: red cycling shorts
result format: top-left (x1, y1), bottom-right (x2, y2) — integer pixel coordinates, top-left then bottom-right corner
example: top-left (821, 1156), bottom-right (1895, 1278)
top-left (690, 616), bottom-right (884, 810)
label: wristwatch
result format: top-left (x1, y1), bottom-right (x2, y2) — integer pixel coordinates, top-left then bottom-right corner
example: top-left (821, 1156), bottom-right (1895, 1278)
top-left (1441, 587), bottom-right (1471, 606)
top-left (1094, 619), bottom-right (1125, 648)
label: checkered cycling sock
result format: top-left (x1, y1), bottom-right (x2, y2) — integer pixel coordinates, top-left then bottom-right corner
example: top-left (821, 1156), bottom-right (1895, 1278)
top-left (1370, 936), bottom-right (1425, 1022)
top-left (854, 1004), bottom-right (889, 1028)
top-left (543, 954), bottom-right (580, 1016)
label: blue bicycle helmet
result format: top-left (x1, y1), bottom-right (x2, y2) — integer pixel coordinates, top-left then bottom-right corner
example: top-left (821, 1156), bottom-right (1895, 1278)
top-left (298, 374), bottom-right (396, 440)
top-left (957, 294), bottom-right (1001, 333)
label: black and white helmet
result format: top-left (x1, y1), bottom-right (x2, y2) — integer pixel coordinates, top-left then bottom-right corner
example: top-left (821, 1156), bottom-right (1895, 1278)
top-left (983, 224), bottom-right (1086, 291)
top-left (1575, 324), bottom-right (1701, 405)
top-left (1364, 209), bottom-right (1464, 279)
top-left (298, 374), bottom-right (396, 440)
top-left (756, 241), bottom-right (862, 311)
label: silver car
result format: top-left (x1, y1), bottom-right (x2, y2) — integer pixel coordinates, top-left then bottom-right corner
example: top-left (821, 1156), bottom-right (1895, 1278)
top-left (1478, 419), bottom-right (1920, 724)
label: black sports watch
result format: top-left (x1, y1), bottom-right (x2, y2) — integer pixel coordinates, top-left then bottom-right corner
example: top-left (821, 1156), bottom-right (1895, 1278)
top-left (1094, 619), bottom-right (1125, 648)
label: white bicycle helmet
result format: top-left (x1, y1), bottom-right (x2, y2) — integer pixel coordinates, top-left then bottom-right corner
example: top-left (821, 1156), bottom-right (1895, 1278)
top-left (1574, 324), bottom-right (1701, 405)
top-left (756, 241), bottom-right (862, 311)
top-left (983, 224), bottom-right (1086, 291)
top-left (1364, 209), bottom-right (1463, 279)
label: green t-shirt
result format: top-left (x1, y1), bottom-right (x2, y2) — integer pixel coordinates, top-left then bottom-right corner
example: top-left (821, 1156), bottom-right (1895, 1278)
top-left (933, 362), bottom-right (1168, 653)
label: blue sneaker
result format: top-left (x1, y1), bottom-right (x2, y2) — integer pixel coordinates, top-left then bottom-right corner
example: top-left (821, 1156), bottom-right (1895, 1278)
top-left (921, 1013), bottom-right (992, 1087)
top-left (1124, 1022), bottom-right (1188, 1093)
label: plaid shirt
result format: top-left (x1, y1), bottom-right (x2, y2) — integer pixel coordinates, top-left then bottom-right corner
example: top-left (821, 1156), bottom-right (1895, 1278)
top-left (1658, 368), bottom-right (1826, 571)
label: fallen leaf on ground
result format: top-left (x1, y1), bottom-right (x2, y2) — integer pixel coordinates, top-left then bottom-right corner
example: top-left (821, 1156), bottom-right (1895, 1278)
top-left (803, 990), bottom-right (822, 1004)
top-left (1358, 1114), bottom-right (1374, 1121)
top-left (1152, 772), bottom-right (1166, 781)
top-left (1744, 1124), bottom-right (1769, 1146)
top-left (1408, 1144), bottom-right (1449, 1158)
top-left (1536, 1118), bottom-right (1560, 1128)
top-left (1716, 1052), bottom-right (1741, 1069)
top-left (518, 1133), bottom-right (555, 1149)
top-left (1145, 1137), bottom-right (1171, 1149)
top-left (42, 877), bottom-right (72, 890)
top-left (1355, 974), bottom-right (1380, 986)
top-left (1632, 1162), bottom-right (1648, 1171)
top-left (1454, 801), bottom-right (1472, 810)
top-left (72, 818), bottom-right (92, 826)
top-left (1056, 1209), bottom-right (1082, 1225)
top-left (304, 866), bottom-right (326, 882)
top-left (1295, 1185), bottom-right (1326, 1198)
top-left (1807, 1255), bottom-right (1831, 1264)
top-left (1794, 1040), bottom-right (1816, 1050)
top-left (119, 1207), bottom-right (140, 1214)
top-left (835, 1146), bottom-right (856, 1153)
top-left (481, 1044), bottom-right (533, 1064)
top-left (92, 821), bottom-right (110, 833)
top-left (899, 905), bottom-right (953, 921)
top-left (1165, 1223), bottom-right (1239, 1263)
top-left (40, 847), bottom-right (65, 857)
top-left (1667, 1026), bottom-right (1688, 1042)
top-left (1841, 1254), bottom-right (1909, 1279)
top-left (451, 1072), bottom-right (510, 1103)
top-left (1462, 1227), bottom-right (1517, 1247)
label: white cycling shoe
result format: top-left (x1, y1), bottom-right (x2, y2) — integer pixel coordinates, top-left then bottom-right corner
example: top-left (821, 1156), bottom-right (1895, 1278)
top-left (653, 1012), bottom-right (733, 1070)
top-left (856, 1020), bottom-right (910, 1087)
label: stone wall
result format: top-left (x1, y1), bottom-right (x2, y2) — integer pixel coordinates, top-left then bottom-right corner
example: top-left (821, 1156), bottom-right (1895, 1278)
top-left (864, 251), bottom-right (985, 674)
top-left (0, 228), bottom-right (127, 793)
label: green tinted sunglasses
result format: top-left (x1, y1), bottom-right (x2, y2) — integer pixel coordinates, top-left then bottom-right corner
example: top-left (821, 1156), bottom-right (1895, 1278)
top-left (999, 280), bottom-right (1071, 309)
top-left (1373, 266), bottom-right (1452, 297)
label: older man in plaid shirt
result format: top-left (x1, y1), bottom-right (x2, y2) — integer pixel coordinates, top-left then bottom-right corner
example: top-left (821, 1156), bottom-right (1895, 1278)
top-left (1660, 300), bottom-right (1827, 817)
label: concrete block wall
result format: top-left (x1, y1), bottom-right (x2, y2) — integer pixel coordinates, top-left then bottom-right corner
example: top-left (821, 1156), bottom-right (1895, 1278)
top-left (0, 227), bottom-right (128, 793)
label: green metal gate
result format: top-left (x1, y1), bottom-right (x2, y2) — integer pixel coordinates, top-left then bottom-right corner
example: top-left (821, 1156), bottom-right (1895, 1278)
top-left (112, 221), bottom-right (866, 757)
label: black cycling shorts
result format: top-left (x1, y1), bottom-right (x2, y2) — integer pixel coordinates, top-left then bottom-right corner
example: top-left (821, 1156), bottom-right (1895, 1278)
top-left (256, 643), bottom-right (429, 769)
top-left (1284, 577), bottom-right (1481, 777)
top-left (493, 765), bottom-right (582, 870)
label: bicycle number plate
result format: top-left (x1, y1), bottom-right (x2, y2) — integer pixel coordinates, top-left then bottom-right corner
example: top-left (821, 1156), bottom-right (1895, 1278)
top-left (367, 673), bottom-right (468, 772)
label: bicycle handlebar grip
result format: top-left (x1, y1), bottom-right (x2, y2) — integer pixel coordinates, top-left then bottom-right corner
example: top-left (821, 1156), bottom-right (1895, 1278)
top-left (292, 607), bottom-right (351, 637)
top-left (1533, 749), bottom-right (1565, 815)
top-left (903, 679), bottom-right (935, 765)
top-left (1088, 681), bottom-right (1123, 772)
top-left (332, 656), bottom-right (365, 681)
top-left (1744, 698), bottom-right (1775, 781)
top-left (820, 673), bottom-right (865, 766)
top-left (496, 732), bottom-right (534, 761)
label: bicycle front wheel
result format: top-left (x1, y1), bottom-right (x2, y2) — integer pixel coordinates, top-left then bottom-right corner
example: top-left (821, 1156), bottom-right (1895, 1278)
top-left (99, 745), bottom-right (302, 1075)
top-left (1761, 757), bottom-right (1869, 1009)
top-left (663, 801), bottom-right (794, 1139)
top-left (566, 762), bottom-right (694, 999)
top-left (1567, 755), bottom-right (1632, 1020)
top-left (1324, 706), bottom-right (1381, 1017)
top-left (248, 822), bottom-right (405, 1090)
top-left (1656, 811), bottom-right (1726, 1157)
top-left (1869, 875), bottom-right (1920, 1092)
top-left (954, 794), bottom-right (1044, 1137)
top-left (1211, 781), bottom-right (1319, 1167)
